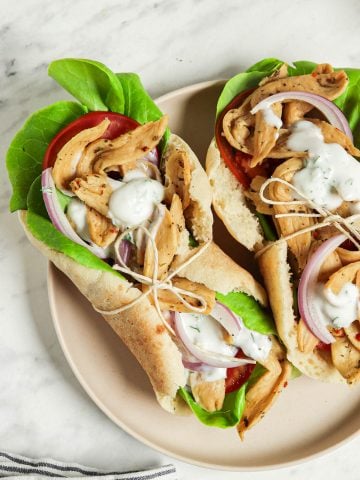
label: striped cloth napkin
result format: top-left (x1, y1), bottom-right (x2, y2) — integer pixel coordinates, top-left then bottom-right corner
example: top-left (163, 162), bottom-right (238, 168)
top-left (0, 452), bottom-right (177, 479)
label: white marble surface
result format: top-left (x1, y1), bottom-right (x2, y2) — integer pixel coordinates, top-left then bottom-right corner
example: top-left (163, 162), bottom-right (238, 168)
top-left (1, 0), bottom-right (359, 478)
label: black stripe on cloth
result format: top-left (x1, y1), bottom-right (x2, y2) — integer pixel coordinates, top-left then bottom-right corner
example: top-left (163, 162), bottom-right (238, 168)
top-left (120, 467), bottom-right (177, 480)
top-left (0, 464), bottom-right (62, 477)
top-left (0, 464), bottom-right (176, 480)
top-left (0, 452), bottom-right (131, 476)
top-left (108, 468), bottom-right (177, 480)
top-left (0, 453), bottom-right (176, 479)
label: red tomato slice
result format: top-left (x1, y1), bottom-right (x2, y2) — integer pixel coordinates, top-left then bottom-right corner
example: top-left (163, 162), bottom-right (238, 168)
top-left (316, 342), bottom-right (331, 352)
top-left (225, 350), bottom-right (256, 394)
top-left (340, 239), bottom-right (358, 251)
top-left (43, 111), bottom-right (140, 169)
top-left (215, 88), bottom-right (255, 188)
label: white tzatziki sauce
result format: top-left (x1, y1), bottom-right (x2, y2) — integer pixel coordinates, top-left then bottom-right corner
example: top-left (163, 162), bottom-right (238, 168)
top-left (232, 317), bottom-right (271, 362)
top-left (181, 312), bottom-right (237, 382)
top-left (288, 121), bottom-right (360, 211)
top-left (181, 311), bottom-right (271, 381)
top-left (66, 197), bottom-right (115, 258)
top-left (260, 106), bottom-right (283, 129)
top-left (312, 282), bottom-right (359, 329)
top-left (108, 169), bottom-right (164, 227)
top-left (182, 313), bottom-right (238, 357)
top-left (67, 197), bottom-right (91, 242)
top-left (107, 177), bottom-right (123, 191)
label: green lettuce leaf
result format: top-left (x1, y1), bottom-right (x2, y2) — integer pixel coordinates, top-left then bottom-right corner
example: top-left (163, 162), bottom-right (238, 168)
top-left (215, 291), bottom-right (276, 335)
top-left (216, 72), bottom-right (268, 119)
top-left (7, 101), bottom-right (87, 212)
top-left (48, 60), bottom-right (167, 128)
top-left (48, 58), bottom-right (125, 112)
top-left (116, 72), bottom-right (170, 148)
top-left (178, 363), bottom-right (267, 428)
top-left (290, 364), bottom-right (302, 379)
top-left (116, 72), bottom-right (163, 124)
top-left (179, 383), bottom-right (246, 428)
top-left (333, 69), bottom-right (360, 147)
top-left (216, 58), bottom-right (284, 117)
top-left (26, 210), bottom-right (124, 277)
top-left (287, 60), bottom-right (317, 76)
top-left (247, 363), bottom-right (267, 389)
top-left (27, 175), bottom-right (49, 219)
top-left (57, 189), bottom-right (72, 211)
top-left (255, 212), bottom-right (277, 241)
top-left (246, 57), bottom-right (285, 74)
top-left (48, 59), bottom-right (169, 149)
top-left (188, 233), bottom-right (199, 248)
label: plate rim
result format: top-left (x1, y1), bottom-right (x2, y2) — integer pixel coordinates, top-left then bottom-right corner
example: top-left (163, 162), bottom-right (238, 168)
top-left (47, 80), bottom-right (360, 472)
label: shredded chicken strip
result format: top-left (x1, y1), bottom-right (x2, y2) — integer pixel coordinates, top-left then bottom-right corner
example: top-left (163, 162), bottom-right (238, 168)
top-left (331, 336), bottom-right (360, 384)
top-left (163, 148), bottom-right (192, 210)
top-left (52, 119), bottom-right (110, 191)
top-left (345, 320), bottom-right (360, 351)
top-left (143, 206), bottom-right (179, 281)
top-left (222, 110), bottom-right (254, 153)
top-left (222, 65), bottom-right (288, 154)
top-left (189, 374), bottom-right (225, 412)
top-left (250, 70), bottom-right (348, 107)
top-left (297, 318), bottom-right (319, 353)
top-left (94, 116), bottom-right (168, 174)
top-left (251, 103), bottom-right (282, 166)
top-left (70, 173), bottom-right (112, 217)
top-left (268, 158), bottom-right (314, 271)
top-left (86, 207), bottom-right (119, 248)
top-left (75, 116), bottom-right (168, 177)
top-left (321, 261), bottom-right (360, 384)
top-left (238, 342), bottom-right (291, 437)
top-left (283, 64), bottom-right (335, 126)
top-left (269, 118), bottom-right (360, 159)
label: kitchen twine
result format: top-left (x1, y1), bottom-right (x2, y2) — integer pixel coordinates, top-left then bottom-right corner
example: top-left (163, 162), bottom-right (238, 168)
top-left (255, 176), bottom-right (360, 258)
top-left (92, 226), bottom-right (210, 335)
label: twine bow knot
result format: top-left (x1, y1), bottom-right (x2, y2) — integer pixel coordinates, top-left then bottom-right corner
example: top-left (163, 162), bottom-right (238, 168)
top-left (93, 225), bottom-right (210, 335)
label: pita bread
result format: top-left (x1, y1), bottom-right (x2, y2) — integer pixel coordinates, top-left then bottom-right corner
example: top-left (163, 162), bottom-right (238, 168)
top-left (206, 138), bottom-right (264, 251)
top-left (165, 134), bottom-right (213, 243)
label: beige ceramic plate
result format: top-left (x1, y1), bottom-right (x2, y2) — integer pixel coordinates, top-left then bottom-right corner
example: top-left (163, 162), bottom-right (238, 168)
top-left (48, 81), bottom-right (360, 471)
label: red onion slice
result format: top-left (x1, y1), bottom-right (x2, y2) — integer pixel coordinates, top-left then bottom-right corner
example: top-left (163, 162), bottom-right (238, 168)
top-left (182, 359), bottom-right (204, 371)
top-left (211, 302), bottom-right (242, 337)
top-left (118, 239), bottom-right (132, 265)
top-left (298, 234), bottom-right (347, 344)
top-left (140, 148), bottom-right (159, 166)
top-left (251, 91), bottom-right (353, 141)
top-left (41, 168), bottom-right (107, 259)
top-left (174, 312), bottom-right (255, 368)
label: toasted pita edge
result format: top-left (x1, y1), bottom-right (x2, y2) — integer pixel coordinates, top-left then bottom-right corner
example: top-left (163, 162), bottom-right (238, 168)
top-left (206, 138), bottom-right (264, 251)
top-left (164, 133), bottom-right (213, 243)
top-left (257, 240), bottom-right (346, 383)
